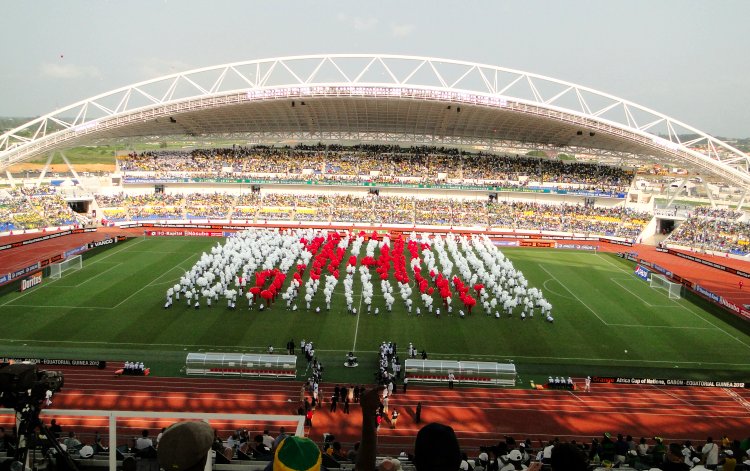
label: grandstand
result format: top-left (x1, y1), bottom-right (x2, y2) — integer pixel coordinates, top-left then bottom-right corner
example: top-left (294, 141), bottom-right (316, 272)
top-left (1, 55), bottom-right (750, 470)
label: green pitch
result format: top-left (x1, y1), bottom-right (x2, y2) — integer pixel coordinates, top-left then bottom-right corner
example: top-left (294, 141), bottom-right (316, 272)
top-left (1, 236), bottom-right (749, 385)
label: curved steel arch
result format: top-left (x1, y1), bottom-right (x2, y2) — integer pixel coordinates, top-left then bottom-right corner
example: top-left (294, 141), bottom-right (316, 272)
top-left (1, 54), bottom-right (748, 186)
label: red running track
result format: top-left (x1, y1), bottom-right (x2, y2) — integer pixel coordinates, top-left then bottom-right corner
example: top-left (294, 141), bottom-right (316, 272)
top-left (636, 244), bottom-right (750, 306)
top-left (0, 227), bottom-right (132, 274)
top-left (3, 365), bottom-right (748, 454)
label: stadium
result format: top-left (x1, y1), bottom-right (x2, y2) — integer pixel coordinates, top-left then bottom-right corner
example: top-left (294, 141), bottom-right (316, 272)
top-left (1, 54), bottom-right (750, 471)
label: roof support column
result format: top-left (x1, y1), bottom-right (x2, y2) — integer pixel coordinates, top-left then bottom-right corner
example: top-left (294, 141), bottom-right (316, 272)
top-left (59, 151), bottom-right (88, 193)
top-left (5, 169), bottom-right (16, 188)
top-left (37, 152), bottom-right (55, 185)
top-left (666, 178), bottom-right (687, 207)
top-left (704, 181), bottom-right (717, 207)
top-left (736, 189), bottom-right (747, 211)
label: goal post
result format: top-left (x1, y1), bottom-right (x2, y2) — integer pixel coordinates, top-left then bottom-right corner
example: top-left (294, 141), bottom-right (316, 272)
top-left (650, 273), bottom-right (682, 299)
top-left (48, 255), bottom-right (83, 279)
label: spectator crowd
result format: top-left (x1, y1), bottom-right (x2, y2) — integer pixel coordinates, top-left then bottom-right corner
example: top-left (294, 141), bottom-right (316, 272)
top-left (8, 408), bottom-right (748, 471)
top-left (0, 187), bottom-right (79, 231)
top-left (667, 206), bottom-right (750, 255)
top-left (95, 190), bottom-right (651, 238)
top-left (118, 144), bottom-right (634, 193)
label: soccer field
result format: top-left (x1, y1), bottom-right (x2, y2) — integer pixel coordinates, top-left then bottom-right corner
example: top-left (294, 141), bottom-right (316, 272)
top-left (2, 235), bottom-right (749, 384)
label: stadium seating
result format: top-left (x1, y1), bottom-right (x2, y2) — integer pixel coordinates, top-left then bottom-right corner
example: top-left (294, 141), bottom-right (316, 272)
top-left (7, 145), bottom-right (750, 255)
top-left (0, 188), bottom-right (80, 230)
top-left (665, 207), bottom-right (750, 255)
top-left (117, 144), bottom-right (633, 193)
top-left (94, 191), bottom-right (651, 238)
top-left (7, 426), bottom-right (743, 471)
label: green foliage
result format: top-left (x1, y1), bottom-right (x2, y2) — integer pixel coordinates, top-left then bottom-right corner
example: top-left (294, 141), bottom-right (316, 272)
top-left (525, 150), bottom-right (547, 157)
top-left (22, 146), bottom-right (117, 165)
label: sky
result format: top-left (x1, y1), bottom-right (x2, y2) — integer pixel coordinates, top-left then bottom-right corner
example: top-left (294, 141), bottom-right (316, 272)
top-left (1, 0), bottom-right (749, 138)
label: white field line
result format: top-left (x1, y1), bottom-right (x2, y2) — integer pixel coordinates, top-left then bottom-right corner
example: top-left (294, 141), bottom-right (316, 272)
top-left (54, 261), bottom-right (120, 287)
top-left (604, 323), bottom-right (715, 330)
top-left (66, 262), bottom-right (122, 289)
top-left (595, 253), bottom-right (750, 350)
top-left (352, 288), bottom-right (364, 353)
top-left (609, 277), bottom-right (657, 307)
top-left (655, 386), bottom-right (698, 408)
top-left (539, 264), bottom-right (609, 325)
top-left (140, 262), bottom-right (205, 288)
top-left (5, 249), bottom-right (200, 311)
top-left (607, 277), bottom-right (679, 309)
top-left (108, 253), bottom-right (201, 310)
top-left (723, 388), bottom-right (750, 413)
top-left (542, 279), bottom-right (574, 300)
top-left (0, 238), bottom-right (147, 307)
top-left (2, 336), bottom-right (749, 368)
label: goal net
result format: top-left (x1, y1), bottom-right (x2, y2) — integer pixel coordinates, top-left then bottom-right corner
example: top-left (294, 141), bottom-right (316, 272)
top-left (650, 273), bottom-right (681, 299)
top-left (49, 255), bottom-right (82, 279)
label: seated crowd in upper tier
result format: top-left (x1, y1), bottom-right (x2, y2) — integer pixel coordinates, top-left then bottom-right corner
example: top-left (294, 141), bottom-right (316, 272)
top-left (118, 144), bottom-right (633, 193)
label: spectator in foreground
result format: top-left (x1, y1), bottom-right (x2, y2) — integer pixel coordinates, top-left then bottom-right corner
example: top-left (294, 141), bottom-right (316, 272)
top-left (157, 421), bottom-right (214, 471)
top-left (267, 436), bottom-right (324, 471)
top-left (63, 431), bottom-right (81, 450)
top-left (355, 386), bottom-right (383, 471)
top-left (377, 458), bottom-right (402, 470)
top-left (702, 437), bottom-right (719, 469)
top-left (413, 423), bottom-right (461, 471)
top-left (663, 443), bottom-right (690, 471)
top-left (135, 429), bottom-right (153, 452)
top-left (720, 449), bottom-right (736, 471)
top-left (48, 420), bottom-right (63, 439)
top-left (135, 429), bottom-right (156, 460)
top-left (550, 442), bottom-right (587, 471)
top-left (691, 457), bottom-right (710, 470)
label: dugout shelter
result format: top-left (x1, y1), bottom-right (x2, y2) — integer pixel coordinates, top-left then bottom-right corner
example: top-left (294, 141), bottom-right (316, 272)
top-left (404, 359), bottom-right (517, 386)
top-left (185, 352), bottom-right (297, 378)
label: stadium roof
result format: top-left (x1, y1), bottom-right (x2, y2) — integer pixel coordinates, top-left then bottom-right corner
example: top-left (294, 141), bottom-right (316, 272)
top-left (1, 54), bottom-right (749, 187)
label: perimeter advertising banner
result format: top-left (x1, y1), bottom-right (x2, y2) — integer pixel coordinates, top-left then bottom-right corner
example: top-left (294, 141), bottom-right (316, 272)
top-left (634, 264), bottom-right (650, 281)
top-left (0, 357), bottom-right (106, 368)
top-left (600, 237), bottom-right (634, 247)
top-left (19, 272), bottom-right (42, 292)
top-left (591, 376), bottom-right (747, 388)
top-left (145, 230), bottom-right (224, 237)
top-left (10, 262), bottom-right (41, 281)
top-left (556, 244), bottom-right (597, 251)
top-left (0, 234), bottom-right (126, 288)
top-left (519, 240), bottom-right (555, 248)
top-left (658, 247), bottom-right (749, 277)
top-left (637, 251), bottom-right (750, 323)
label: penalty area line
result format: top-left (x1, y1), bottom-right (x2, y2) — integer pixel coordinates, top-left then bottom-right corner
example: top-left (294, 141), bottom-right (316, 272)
top-left (0, 238), bottom-right (147, 308)
top-left (352, 291), bottom-right (364, 353)
top-left (539, 264), bottom-right (609, 325)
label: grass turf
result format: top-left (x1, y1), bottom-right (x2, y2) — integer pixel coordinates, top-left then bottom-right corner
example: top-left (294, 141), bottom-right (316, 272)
top-left (1, 236), bottom-right (749, 386)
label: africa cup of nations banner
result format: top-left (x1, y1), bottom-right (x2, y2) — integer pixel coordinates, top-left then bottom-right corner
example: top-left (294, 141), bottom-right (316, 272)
top-left (592, 376), bottom-right (747, 388)
top-left (0, 357), bottom-right (106, 369)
